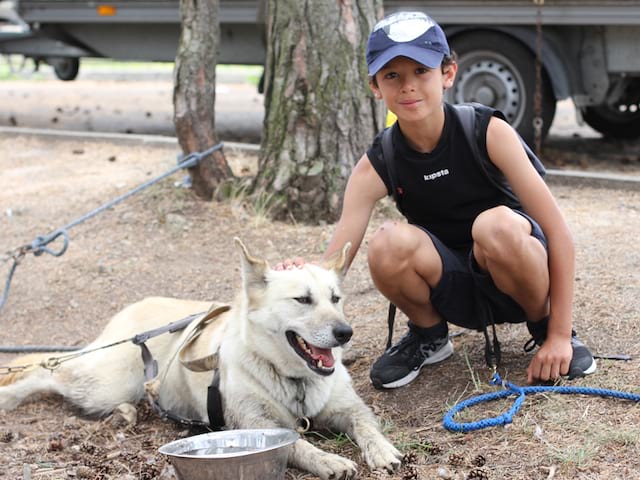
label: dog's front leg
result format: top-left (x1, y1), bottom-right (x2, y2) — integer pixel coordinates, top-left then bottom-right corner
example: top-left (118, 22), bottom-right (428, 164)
top-left (318, 385), bottom-right (402, 474)
top-left (288, 438), bottom-right (358, 480)
top-left (224, 400), bottom-right (357, 480)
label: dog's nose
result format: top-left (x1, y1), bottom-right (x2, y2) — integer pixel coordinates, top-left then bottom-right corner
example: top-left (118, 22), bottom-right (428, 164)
top-left (333, 324), bottom-right (353, 345)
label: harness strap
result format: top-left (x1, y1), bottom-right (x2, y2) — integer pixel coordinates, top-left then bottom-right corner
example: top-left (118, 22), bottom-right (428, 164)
top-left (475, 289), bottom-right (502, 369)
top-left (207, 369), bottom-right (225, 430)
top-left (134, 311), bottom-right (212, 429)
top-left (178, 304), bottom-right (230, 372)
top-left (132, 312), bottom-right (204, 346)
top-left (385, 303), bottom-right (397, 350)
top-left (468, 254), bottom-right (502, 369)
top-left (133, 306), bottom-right (231, 430)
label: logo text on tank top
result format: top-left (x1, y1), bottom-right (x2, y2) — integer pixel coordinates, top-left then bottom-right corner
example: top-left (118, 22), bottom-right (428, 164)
top-left (423, 169), bottom-right (450, 181)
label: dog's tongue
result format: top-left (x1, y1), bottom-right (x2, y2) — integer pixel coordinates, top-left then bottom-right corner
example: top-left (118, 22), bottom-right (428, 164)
top-left (308, 345), bottom-right (335, 368)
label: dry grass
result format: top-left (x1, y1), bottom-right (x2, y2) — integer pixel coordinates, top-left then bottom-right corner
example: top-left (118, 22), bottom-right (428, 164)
top-left (1, 132), bottom-right (639, 479)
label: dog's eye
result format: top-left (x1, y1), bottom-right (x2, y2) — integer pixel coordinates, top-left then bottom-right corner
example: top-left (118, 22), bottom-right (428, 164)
top-left (331, 294), bottom-right (341, 304)
top-left (294, 296), bottom-right (312, 305)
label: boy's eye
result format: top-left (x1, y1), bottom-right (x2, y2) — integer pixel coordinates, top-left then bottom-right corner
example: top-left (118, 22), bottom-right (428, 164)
top-left (383, 72), bottom-right (398, 80)
top-left (294, 296), bottom-right (312, 305)
top-left (416, 67), bottom-right (429, 74)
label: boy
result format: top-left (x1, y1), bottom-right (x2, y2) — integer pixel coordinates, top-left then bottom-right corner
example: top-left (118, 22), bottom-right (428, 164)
top-left (281, 11), bottom-right (596, 389)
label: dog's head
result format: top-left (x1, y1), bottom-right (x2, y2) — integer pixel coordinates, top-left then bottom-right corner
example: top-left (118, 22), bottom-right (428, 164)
top-left (234, 238), bottom-right (352, 377)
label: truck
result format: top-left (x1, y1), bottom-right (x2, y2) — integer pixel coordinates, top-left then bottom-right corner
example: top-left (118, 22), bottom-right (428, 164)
top-left (1, 0), bottom-right (639, 143)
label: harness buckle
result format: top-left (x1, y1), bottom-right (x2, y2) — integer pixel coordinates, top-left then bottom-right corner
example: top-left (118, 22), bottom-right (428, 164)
top-left (42, 357), bottom-right (61, 371)
top-left (295, 416), bottom-right (312, 434)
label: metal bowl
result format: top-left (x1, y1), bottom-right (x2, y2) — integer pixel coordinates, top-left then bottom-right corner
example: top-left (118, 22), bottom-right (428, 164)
top-left (158, 428), bottom-right (299, 480)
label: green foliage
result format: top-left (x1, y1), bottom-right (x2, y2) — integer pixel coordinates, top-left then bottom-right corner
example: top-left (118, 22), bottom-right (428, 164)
top-left (219, 177), bottom-right (285, 223)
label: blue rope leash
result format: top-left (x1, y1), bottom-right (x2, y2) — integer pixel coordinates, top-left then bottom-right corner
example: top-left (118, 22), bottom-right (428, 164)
top-left (443, 372), bottom-right (640, 433)
top-left (1, 143), bottom-right (223, 313)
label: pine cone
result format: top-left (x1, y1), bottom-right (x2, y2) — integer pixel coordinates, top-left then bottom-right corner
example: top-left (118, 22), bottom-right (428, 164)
top-left (427, 443), bottom-right (442, 455)
top-left (402, 465), bottom-right (419, 480)
top-left (467, 467), bottom-right (490, 480)
top-left (471, 454), bottom-right (486, 467)
top-left (403, 451), bottom-right (419, 464)
top-left (447, 452), bottom-right (465, 467)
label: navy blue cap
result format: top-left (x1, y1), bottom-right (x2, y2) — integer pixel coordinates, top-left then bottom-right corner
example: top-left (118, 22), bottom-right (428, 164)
top-left (366, 11), bottom-right (450, 76)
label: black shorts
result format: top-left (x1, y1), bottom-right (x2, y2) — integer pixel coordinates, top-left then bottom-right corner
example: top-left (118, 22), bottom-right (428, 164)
top-left (420, 211), bottom-right (547, 331)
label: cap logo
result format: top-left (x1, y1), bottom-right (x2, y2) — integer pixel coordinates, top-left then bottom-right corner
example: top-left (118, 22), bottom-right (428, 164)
top-left (374, 11), bottom-right (436, 43)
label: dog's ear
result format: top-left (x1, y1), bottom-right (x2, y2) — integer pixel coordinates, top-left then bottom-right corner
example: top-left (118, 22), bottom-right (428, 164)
top-left (322, 242), bottom-right (351, 277)
top-left (234, 237), bottom-right (269, 286)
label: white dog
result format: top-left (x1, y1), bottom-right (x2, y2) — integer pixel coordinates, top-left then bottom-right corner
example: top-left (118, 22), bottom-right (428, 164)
top-left (0, 238), bottom-right (401, 479)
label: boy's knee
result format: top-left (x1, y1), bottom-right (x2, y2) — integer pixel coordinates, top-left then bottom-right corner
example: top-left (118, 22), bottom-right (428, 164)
top-left (368, 221), bottom-right (416, 270)
top-left (370, 221), bottom-right (410, 257)
top-left (472, 207), bottom-right (527, 257)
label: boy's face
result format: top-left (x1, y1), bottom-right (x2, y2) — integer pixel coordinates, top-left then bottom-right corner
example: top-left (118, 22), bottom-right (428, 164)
top-left (369, 56), bottom-right (456, 123)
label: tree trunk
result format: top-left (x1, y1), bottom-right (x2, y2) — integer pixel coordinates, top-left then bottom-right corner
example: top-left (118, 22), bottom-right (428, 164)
top-left (255, 0), bottom-right (384, 223)
top-left (174, 0), bottom-right (232, 200)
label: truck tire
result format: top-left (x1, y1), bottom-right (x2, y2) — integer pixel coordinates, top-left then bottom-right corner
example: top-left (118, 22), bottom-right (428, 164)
top-left (581, 93), bottom-right (640, 140)
top-left (52, 58), bottom-right (80, 81)
top-left (447, 31), bottom-right (555, 146)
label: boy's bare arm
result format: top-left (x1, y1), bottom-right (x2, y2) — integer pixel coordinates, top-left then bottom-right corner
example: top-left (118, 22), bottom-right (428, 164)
top-left (275, 154), bottom-right (387, 272)
top-left (322, 154), bottom-right (388, 271)
top-left (486, 118), bottom-right (575, 381)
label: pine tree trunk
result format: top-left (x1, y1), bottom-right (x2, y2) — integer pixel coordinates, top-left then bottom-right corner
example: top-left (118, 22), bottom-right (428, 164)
top-left (174, 0), bottom-right (232, 200)
top-left (254, 0), bottom-right (384, 223)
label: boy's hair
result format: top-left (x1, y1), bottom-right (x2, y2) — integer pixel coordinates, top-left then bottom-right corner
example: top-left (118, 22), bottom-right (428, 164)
top-left (369, 52), bottom-right (457, 88)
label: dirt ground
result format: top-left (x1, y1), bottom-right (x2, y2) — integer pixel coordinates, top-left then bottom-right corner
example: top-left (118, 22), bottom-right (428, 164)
top-left (0, 126), bottom-right (639, 480)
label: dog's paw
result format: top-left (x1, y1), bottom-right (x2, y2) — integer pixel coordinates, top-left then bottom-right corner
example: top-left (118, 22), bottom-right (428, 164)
top-left (314, 451), bottom-right (358, 480)
top-left (106, 403), bottom-right (137, 427)
top-left (362, 437), bottom-right (402, 473)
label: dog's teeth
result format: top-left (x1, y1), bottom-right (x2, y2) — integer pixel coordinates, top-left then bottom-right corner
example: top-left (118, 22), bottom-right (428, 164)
top-left (296, 335), bottom-right (312, 354)
top-left (317, 359), bottom-right (323, 368)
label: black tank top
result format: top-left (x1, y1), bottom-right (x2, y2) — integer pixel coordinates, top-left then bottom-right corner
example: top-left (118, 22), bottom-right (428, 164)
top-left (367, 102), bottom-right (521, 250)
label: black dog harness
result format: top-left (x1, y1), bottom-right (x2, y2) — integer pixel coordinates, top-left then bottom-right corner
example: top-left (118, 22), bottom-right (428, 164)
top-left (135, 305), bottom-right (230, 430)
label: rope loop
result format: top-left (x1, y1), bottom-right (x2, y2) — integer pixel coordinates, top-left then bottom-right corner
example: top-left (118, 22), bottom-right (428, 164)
top-left (443, 372), bottom-right (640, 433)
top-left (30, 229), bottom-right (69, 257)
top-left (0, 142), bottom-right (223, 315)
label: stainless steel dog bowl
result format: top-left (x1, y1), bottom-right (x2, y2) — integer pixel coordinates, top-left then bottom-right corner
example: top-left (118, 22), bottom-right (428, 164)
top-left (158, 428), bottom-right (299, 480)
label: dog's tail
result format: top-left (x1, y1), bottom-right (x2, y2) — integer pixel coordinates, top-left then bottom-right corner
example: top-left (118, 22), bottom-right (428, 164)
top-left (0, 353), bottom-right (52, 386)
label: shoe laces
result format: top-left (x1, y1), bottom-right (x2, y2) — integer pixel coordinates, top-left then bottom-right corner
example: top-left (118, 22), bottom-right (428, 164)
top-left (523, 330), bottom-right (578, 353)
top-left (523, 337), bottom-right (540, 353)
top-left (389, 325), bottom-right (437, 357)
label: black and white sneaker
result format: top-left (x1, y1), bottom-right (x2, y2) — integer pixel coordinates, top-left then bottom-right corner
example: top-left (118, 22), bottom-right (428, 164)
top-left (525, 320), bottom-right (597, 379)
top-left (370, 322), bottom-right (454, 389)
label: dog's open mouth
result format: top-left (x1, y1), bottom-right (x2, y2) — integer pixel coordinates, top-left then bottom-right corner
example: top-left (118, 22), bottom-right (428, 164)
top-left (285, 331), bottom-right (335, 376)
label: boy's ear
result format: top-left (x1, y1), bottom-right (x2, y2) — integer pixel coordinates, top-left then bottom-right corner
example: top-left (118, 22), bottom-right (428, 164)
top-left (443, 62), bottom-right (458, 90)
top-left (368, 76), bottom-right (382, 99)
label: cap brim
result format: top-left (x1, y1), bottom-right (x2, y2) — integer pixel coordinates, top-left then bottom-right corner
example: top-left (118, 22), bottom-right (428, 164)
top-left (368, 44), bottom-right (445, 76)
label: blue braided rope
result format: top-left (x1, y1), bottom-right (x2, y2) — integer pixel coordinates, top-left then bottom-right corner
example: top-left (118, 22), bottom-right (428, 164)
top-left (443, 373), bottom-right (640, 433)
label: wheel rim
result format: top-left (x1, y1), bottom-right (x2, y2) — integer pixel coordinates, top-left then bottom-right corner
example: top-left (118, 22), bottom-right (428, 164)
top-left (449, 50), bottom-right (526, 128)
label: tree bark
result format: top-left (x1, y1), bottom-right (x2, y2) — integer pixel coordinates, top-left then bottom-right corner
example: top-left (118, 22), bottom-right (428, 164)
top-left (255, 0), bottom-right (384, 223)
top-left (174, 0), bottom-right (232, 200)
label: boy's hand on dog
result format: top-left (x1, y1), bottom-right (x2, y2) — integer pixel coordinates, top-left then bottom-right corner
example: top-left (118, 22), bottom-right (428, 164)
top-left (274, 257), bottom-right (306, 270)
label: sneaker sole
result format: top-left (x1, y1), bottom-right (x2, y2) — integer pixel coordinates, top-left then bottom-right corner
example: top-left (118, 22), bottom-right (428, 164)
top-left (378, 340), bottom-right (454, 389)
